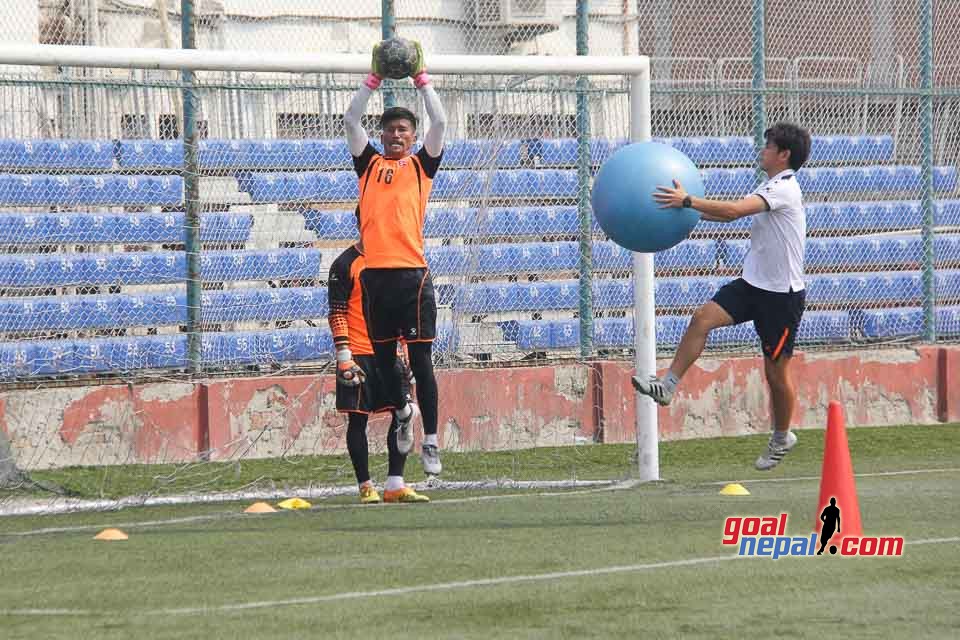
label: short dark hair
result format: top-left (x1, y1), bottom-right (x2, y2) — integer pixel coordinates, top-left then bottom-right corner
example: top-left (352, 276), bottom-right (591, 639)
top-left (764, 122), bottom-right (811, 171)
top-left (380, 106), bottom-right (418, 131)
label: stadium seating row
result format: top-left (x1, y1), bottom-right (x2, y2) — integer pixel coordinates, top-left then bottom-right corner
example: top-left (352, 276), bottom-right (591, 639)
top-left (506, 305), bottom-right (960, 350)
top-left (0, 212), bottom-right (253, 244)
top-left (6, 269), bottom-right (958, 334)
top-left (0, 136), bottom-right (892, 172)
top-left (0, 328), bottom-right (336, 377)
top-left (0, 174), bottom-right (182, 206)
top-left (304, 200), bottom-right (960, 240)
top-left (456, 270), bottom-right (960, 313)
top-left (0, 166), bottom-right (954, 207)
top-left (0, 248), bottom-right (319, 287)
top-left (238, 166), bottom-right (958, 203)
top-left (0, 286), bottom-right (327, 332)
top-left (4, 303), bottom-right (957, 378)
top-left (1, 234), bottom-right (957, 288)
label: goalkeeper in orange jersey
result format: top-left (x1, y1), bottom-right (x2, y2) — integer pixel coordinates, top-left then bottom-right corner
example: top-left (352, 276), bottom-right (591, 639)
top-left (344, 38), bottom-right (446, 476)
top-left (327, 214), bottom-right (429, 504)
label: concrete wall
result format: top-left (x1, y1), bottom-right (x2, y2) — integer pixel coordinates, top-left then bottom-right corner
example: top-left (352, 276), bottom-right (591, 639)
top-left (3, 345), bottom-right (957, 471)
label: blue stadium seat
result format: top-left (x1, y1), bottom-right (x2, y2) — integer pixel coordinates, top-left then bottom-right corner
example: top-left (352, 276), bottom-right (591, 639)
top-left (513, 320), bottom-right (552, 350)
top-left (425, 245), bottom-right (469, 276)
top-left (118, 139), bottom-right (352, 170)
top-left (592, 241), bottom-right (633, 271)
top-left (722, 236), bottom-right (960, 271)
top-left (539, 139), bottom-right (578, 166)
top-left (0, 326), bottom-right (341, 378)
top-left (808, 135), bottom-right (894, 163)
top-left (0, 249), bottom-right (319, 288)
top-left (593, 240), bottom-right (718, 272)
top-left (201, 249), bottom-right (321, 282)
top-left (0, 139), bottom-right (113, 170)
top-left (550, 319), bottom-right (580, 349)
top-left (453, 284), bottom-right (490, 313)
top-left (655, 240), bottom-right (719, 271)
top-left (116, 140), bottom-right (182, 169)
top-left (656, 277), bottom-right (724, 308)
top-left (198, 139), bottom-right (250, 168)
top-left (593, 278), bottom-right (633, 309)
top-left (302, 208), bottom-right (357, 240)
top-left (857, 307), bottom-right (924, 339)
top-left (694, 216), bottom-right (752, 234)
top-left (424, 207), bottom-right (476, 237)
top-left (300, 139), bottom-right (352, 169)
top-left (797, 311), bottom-right (851, 343)
top-left (475, 244), bottom-right (515, 274)
top-left (73, 335), bottom-right (187, 373)
top-left (938, 200), bottom-right (960, 226)
top-left (201, 328), bottom-right (334, 366)
top-left (0, 173), bottom-right (187, 206)
top-left (483, 206), bottom-right (585, 237)
top-left (594, 318), bottom-right (634, 347)
top-left (701, 168), bottom-right (756, 195)
top-left (660, 137), bottom-right (755, 165)
top-left (511, 281), bottom-right (578, 311)
top-left (253, 287), bottom-right (328, 321)
top-left (707, 323), bottom-right (759, 347)
top-left (0, 340), bottom-right (75, 377)
top-left (439, 140), bottom-right (521, 168)
top-left (655, 316), bottom-right (688, 347)
top-left (241, 172), bottom-right (345, 203)
top-left (700, 166), bottom-right (957, 197)
top-left (442, 140), bottom-right (488, 168)
top-left (0, 286), bottom-right (331, 333)
top-left (432, 170), bottom-right (482, 199)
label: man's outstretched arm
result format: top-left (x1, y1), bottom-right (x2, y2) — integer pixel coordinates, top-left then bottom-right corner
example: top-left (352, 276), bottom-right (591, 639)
top-left (410, 41), bottom-right (446, 158)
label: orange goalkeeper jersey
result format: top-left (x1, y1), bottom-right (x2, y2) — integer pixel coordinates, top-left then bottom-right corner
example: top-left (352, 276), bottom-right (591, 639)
top-left (353, 142), bottom-right (443, 269)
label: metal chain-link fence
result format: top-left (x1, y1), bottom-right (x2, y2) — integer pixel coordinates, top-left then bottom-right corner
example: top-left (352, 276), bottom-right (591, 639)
top-left (0, 1), bottom-right (957, 382)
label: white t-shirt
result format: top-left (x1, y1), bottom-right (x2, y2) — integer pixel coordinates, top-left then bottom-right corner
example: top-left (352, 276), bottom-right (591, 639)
top-left (742, 169), bottom-right (806, 293)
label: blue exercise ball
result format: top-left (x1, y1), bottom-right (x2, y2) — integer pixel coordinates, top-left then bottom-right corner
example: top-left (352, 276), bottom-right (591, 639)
top-left (592, 142), bottom-right (704, 253)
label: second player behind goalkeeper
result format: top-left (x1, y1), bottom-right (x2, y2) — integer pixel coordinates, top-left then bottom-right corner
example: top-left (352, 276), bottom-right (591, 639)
top-left (328, 222), bottom-right (429, 504)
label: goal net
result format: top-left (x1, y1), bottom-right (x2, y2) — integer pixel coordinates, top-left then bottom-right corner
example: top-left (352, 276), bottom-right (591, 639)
top-left (0, 45), bottom-right (655, 513)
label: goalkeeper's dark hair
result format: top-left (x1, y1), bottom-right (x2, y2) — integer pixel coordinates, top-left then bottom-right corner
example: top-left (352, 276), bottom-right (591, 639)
top-left (380, 106), bottom-right (418, 132)
top-left (764, 122), bottom-right (811, 171)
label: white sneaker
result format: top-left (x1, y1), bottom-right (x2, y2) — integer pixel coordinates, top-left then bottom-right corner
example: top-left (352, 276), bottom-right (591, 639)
top-left (631, 375), bottom-right (674, 406)
top-left (755, 431), bottom-right (798, 471)
top-left (395, 403), bottom-right (419, 455)
top-left (421, 443), bottom-right (442, 475)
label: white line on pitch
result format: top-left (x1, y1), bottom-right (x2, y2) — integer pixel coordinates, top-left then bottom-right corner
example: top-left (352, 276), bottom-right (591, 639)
top-left (4, 465), bottom-right (959, 538)
top-left (2, 536), bottom-right (956, 618)
top-left (703, 466), bottom-right (960, 486)
top-left (1, 481), bottom-right (637, 538)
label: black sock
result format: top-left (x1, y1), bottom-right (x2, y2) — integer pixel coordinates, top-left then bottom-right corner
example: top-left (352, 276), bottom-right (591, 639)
top-left (408, 342), bottom-right (438, 436)
top-left (346, 413), bottom-right (370, 485)
top-left (387, 413), bottom-right (407, 477)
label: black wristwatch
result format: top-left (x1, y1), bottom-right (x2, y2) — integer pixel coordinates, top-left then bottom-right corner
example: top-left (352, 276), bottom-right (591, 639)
top-left (682, 195), bottom-right (692, 208)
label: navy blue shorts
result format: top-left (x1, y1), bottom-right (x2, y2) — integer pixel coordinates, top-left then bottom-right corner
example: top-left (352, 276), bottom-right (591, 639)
top-left (711, 278), bottom-right (806, 360)
top-left (335, 354), bottom-right (410, 415)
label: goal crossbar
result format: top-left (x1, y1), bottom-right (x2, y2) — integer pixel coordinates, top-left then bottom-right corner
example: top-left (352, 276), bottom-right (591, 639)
top-left (0, 44), bottom-right (649, 77)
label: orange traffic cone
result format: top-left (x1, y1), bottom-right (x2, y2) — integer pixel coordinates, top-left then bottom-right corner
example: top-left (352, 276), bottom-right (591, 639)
top-left (815, 402), bottom-right (862, 543)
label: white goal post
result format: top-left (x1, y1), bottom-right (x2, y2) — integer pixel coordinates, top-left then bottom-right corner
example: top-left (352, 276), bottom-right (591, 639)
top-left (0, 44), bottom-right (658, 483)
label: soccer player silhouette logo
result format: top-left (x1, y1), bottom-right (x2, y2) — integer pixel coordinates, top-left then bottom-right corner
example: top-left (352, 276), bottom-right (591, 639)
top-left (817, 497), bottom-right (841, 555)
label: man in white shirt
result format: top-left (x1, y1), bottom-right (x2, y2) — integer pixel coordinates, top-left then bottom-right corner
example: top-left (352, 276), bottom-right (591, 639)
top-left (634, 122), bottom-right (812, 470)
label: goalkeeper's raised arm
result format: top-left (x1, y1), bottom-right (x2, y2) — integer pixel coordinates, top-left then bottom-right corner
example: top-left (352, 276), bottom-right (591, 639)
top-left (409, 40), bottom-right (446, 159)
